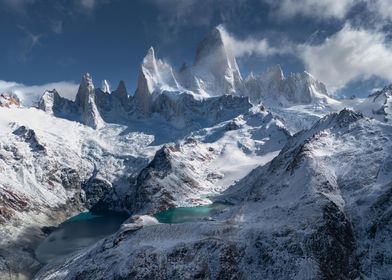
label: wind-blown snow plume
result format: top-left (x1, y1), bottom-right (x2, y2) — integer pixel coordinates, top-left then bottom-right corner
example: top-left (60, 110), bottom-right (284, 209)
top-left (217, 25), bottom-right (291, 58)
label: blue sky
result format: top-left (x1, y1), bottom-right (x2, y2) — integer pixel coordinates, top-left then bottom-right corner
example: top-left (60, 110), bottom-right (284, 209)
top-left (0, 0), bottom-right (391, 99)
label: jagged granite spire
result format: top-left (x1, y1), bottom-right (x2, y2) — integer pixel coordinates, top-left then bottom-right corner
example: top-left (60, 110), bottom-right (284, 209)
top-left (113, 80), bottom-right (129, 106)
top-left (134, 47), bottom-right (179, 117)
top-left (38, 89), bottom-right (61, 114)
top-left (134, 51), bottom-right (154, 117)
top-left (190, 26), bottom-right (246, 96)
top-left (75, 73), bottom-right (104, 129)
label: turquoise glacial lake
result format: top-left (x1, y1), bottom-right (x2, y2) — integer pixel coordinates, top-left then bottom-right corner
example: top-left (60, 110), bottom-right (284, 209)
top-left (35, 211), bottom-right (128, 264)
top-left (154, 202), bottom-right (230, 224)
top-left (35, 202), bottom-right (231, 264)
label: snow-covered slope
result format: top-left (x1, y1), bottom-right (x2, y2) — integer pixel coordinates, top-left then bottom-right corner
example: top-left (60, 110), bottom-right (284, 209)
top-left (0, 107), bottom-right (155, 279)
top-left (34, 109), bottom-right (392, 279)
top-left (0, 98), bottom-right (281, 279)
top-left (94, 107), bottom-right (289, 215)
top-left (355, 84), bottom-right (392, 123)
top-left (244, 64), bottom-right (335, 107)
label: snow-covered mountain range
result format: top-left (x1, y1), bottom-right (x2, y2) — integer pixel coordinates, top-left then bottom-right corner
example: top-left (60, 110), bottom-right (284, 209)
top-left (0, 26), bottom-right (391, 279)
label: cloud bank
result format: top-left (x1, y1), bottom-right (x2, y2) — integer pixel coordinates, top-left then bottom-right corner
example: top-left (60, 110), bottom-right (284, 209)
top-left (299, 24), bottom-right (392, 93)
top-left (0, 80), bottom-right (78, 106)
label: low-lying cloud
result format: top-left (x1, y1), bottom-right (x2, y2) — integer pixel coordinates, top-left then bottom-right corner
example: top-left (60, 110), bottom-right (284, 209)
top-left (0, 80), bottom-right (78, 106)
top-left (299, 24), bottom-right (392, 93)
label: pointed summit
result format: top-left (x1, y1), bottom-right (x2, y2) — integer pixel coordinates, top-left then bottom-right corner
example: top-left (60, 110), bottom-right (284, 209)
top-left (75, 73), bottom-right (94, 107)
top-left (194, 27), bottom-right (226, 66)
top-left (101, 80), bottom-right (111, 93)
top-left (116, 80), bottom-right (127, 94)
top-left (190, 26), bottom-right (245, 96)
top-left (134, 47), bottom-right (180, 116)
top-left (145, 46), bottom-right (156, 60)
top-left (134, 50), bottom-right (156, 116)
top-left (74, 73), bottom-right (104, 129)
top-left (113, 80), bottom-right (129, 104)
top-left (38, 89), bottom-right (61, 114)
top-left (141, 47), bottom-right (161, 91)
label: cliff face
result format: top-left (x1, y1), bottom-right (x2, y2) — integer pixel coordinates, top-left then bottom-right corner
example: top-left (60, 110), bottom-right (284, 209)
top-left (74, 73), bottom-right (104, 129)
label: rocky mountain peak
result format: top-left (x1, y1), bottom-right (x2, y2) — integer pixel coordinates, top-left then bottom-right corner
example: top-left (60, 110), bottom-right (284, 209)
top-left (75, 73), bottom-right (95, 107)
top-left (116, 80), bottom-right (127, 95)
top-left (369, 84), bottom-right (392, 101)
top-left (194, 27), bottom-right (226, 66)
top-left (313, 109), bottom-right (364, 132)
top-left (141, 47), bottom-right (160, 86)
top-left (190, 26), bottom-right (245, 96)
top-left (335, 108), bottom-right (364, 124)
top-left (0, 92), bottom-right (21, 108)
top-left (134, 47), bottom-right (180, 116)
top-left (101, 80), bottom-right (111, 93)
top-left (74, 73), bottom-right (104, 129)
top-left (113, 80), bottom-right (129, 106)
top-left (38, 89), bottom-right (61, 114)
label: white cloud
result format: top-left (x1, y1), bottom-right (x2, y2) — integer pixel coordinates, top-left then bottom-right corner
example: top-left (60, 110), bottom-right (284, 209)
top-left (218, 25), bottom-right (291, 58)
top-left (370, 0), bottom-right (392, 21)
top-left (0, 80), bottom-right (79, 106)
top-left (264, 0), bottom-right (355, 20)
top-left (299, 24), bottom-right (392, 93)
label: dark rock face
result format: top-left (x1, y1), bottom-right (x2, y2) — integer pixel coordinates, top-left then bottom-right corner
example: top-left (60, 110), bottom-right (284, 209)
top-left (334, 108), bottom-right (364, 126)
top-left (12, 126), bottom-right (46, 152)
top-left (82, 177), bottom-right (112, 209)
top-left (59, 168), bottom-right (82, 190)
top-left (225, 120), bottom-right (241, 131)
top-left (131, 146), bottom-right (175, 214)
top-left (306, 201), bottom-right (360, 280)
